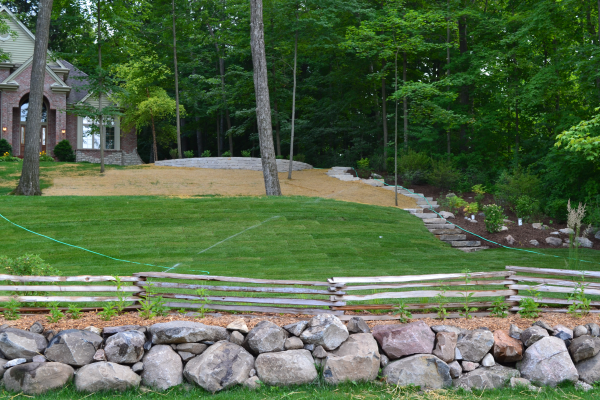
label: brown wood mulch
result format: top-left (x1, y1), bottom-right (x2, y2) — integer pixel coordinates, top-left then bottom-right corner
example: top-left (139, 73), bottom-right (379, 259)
top-left (1, 311), bottom-right (599, 333)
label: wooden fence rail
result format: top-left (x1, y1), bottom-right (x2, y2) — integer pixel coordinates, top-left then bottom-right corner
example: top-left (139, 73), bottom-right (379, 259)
top-left (0, 266), bottom-right (597, 318)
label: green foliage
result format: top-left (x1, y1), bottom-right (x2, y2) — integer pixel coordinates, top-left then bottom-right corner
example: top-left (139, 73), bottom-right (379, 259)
top-left (222, 151), bottom-right (231, 157)
top-left (473, 185), bottom-right (486, 209)
top-left (395, 150), bottom-right (431, 185)
top-left (39, 151), bottom-right (54, 162)
top-left (393, 300), bottom-right (412, 323)
top-left (98, 303), bottom-right (118, 321)
top-left (446, 196), bottom-right (468, 214)
top-left (0, 254), bottom-right (61, 277)
top-left (241, 150), bottom-right (251, 157)
top-left (459, 292), bottom-right (477, 319)
top-left (47, 302), bottom-right (65, 323)
top-left (357, 158), bottom-right (370, 170)
top-left (545, 199), bottom-right (569, 223)
top-left (514, 195), bottom-right (540, 223)
top-left (483, 204), bottom-right (506, 234)
top-left (67, 304), bottom-right (83, 320)
top-left (53, 140), bottom-right (76, 162)
top-left (293, 154), bottom-right (306, 163)
top-left (0, 152), bottom-right (20, 162)
top-left (463, 202), bottom-right (479, 215)
top-left (555, 108), bottom-right (600, 161)
top-left (184, 150), bottom-right (194, 158)
top-left (518, 289), bottom-right (542, 319)
top-left (169, 149), bottom-right (179, 159)
top-left (3, 298), bottom-right (20, 320)
top-left (567, 282), bottom-right (591, 317)
top-left (0, 138), bottom-right (12, 155)
top-left (490, 297), bottom-right (509, 318)
top-left (462, 269), bottom-right (472, 285)
top-left (434, 282), bottom-right (449, 320)
top-left (276, 155), bottom-right (284, 159)
top-left (495, 169), bottom-right (542, 209)
top-left (139, 283), bottom-right (169, 320)
top-left (195, 288), bottom-right (209, 319)
top-left (201, 150), bottom-right (212, 158)
top-left (113, 277), bottom-right (131, 314)
top-left (427, 160), bottom-right (461, 191)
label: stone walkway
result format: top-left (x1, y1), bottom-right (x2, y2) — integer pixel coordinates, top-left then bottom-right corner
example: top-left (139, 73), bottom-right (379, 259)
top-left (327, 168), bottom-right (488, 253)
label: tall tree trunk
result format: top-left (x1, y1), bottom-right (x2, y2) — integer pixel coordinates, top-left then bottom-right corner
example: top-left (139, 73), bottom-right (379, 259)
top-left (403, 51), bottom-right (408, 153)
top-left (226, 110), bottom-right (233, 155)
top-left (98, 0), bottom-right (104, 173)
top-left (208, 25), bottom-right (233, 156)
top-left (288, 28), bottom-right (298, 180)
top-left (597, 0), bottom-right (600, 99)
top-left (146, 88), bottom-right (158, 162)
top-left (172, 0), bottom-right (182, 158)
top-left (196, 117), bottom-right (202, 156)
top-left (381, 60), bottom-right (388, 167)
top-left (250, 0), bottom-right (281, 196)
top-left (217, 115), bottom-right (221, 156)
top-left (394, 50), bottom-right (398, 207)
top-left (15, 0), bottom-right (53, 195)
top-left (446, 0), bottom-right (451, 158)
top-left (272, 62), bottom-right (281, 156)
top-left (514, 99), bottom-right (519, 164)
top-left (458, 16), bottom-right (469, 151)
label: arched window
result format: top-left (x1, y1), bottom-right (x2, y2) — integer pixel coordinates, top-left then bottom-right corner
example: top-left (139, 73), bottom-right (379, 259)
top-left (20, 101), bottom-right (47, 123)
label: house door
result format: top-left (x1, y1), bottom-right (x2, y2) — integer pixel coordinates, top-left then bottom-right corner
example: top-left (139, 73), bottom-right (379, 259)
top-left (20, 126), bottom-right (46, 156)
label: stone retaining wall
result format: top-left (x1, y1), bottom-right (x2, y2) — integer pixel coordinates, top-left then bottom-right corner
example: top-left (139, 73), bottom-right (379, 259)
top-left (155, 157), bottom-right (313, 171)
top-left (76, 149), bottom-right (143, 166)
top-left (0, 316), bottom-right (597, 394)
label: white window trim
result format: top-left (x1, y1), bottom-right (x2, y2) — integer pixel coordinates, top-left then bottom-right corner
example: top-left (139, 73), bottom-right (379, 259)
top-left (76, 116), bottom-right (120, 150)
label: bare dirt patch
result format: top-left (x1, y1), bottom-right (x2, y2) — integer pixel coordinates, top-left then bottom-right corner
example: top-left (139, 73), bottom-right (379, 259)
top-left (43, 166), bottom-right (417, 209)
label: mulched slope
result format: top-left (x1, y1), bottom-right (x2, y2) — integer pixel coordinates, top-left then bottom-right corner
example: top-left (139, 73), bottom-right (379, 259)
top-left (1, 311), bottom-right (597, 332)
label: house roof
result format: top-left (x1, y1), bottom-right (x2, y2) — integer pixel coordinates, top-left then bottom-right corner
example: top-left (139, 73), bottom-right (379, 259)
top-left (62, 60), bottom-right (89, 104)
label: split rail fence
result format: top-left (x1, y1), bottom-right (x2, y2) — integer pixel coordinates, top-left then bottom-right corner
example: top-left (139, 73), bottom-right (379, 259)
top-left (0, 266), bottom-right (598, 319)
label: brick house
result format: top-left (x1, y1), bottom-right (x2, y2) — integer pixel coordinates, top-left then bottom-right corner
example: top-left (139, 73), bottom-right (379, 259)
top-left (0, 6), bottom-right (142, 165)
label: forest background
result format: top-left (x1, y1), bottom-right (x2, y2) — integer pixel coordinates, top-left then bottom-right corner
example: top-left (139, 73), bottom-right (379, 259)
top-left (2, 0), bottom-right (600, 224)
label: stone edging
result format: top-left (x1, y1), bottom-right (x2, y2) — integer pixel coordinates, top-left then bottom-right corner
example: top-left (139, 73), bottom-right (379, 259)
top-left (155, 157), bottom-right (313, 172)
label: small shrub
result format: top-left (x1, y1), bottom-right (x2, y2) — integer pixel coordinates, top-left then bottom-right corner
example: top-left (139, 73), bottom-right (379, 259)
top-left (393, 300), bottom-right (413, 323)
top-left (47, 302), bottom-right (64, 323)
top-left (490, 297), bottom-right (509, 318)
top-left (434, 283), bottom-right (449, 320)
top-left (241, 150), bottom-right (251, 157)
top-left (195, 288), bottom-right (209, 319)
top-left (67, 304), bottom-right (83, 319)
top-left (0, 254), bottom-right (61, 278)
top-left (39, 151), bottom-right (54, 162)
top-left (545, 198), bottom-right (569, 223)
top-left (446, 196), bottom-right (468, 214)
top-left (483, 204), bottom-right (506, 233)
top-left (495, 168), bottom-right (542, 209)
top-left (169, 149), bottom-right (178, 159)
top-left (183, 150), bottom-right (194, 158)
top-left (98, 303), bottom-right (118, 321)
top-left (397, 150), bottom-right (431, 185)
top-left (459, 293), bottom-right (477, 319)
top-left (3, 297), bottom-right (20, 320)
top-left (201, 150), bottom-right (212, 157)
top-left (567, 282), bottom-right (591, 317)
top-left (514, 195), bottom-right (540, 223)
top-left (472, 184), bottom-right (486, 209)
top-left (519, 289), bottom-right (542, 319)
top-left (276, 155), bottom-right (284, 159)
top-left (53, 140), bottom-right (76, 162)
top-left (293, 154), bottom-right (306, 163)
top-left (427, 159), bottom-right (461, 190)
top-left (221, 151), bottom-right (231, 157)
top-left (357, 158), bottom-right (370, 170)
top-left (0, 152), bottom-right (20, 162)
top-left (0, 138), bottom-right (12, 155)
top-left (463, 202), bottom-right (479, 216)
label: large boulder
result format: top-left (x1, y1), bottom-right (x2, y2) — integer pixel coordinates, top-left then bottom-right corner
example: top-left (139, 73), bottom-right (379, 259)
top-left (255, 350), bottom-right (317, 386)
top-left (149, 321), bottom-right (228, 344)
top-left (433, 331), bottom-right (457, 363)
top-left (518, 336), bottom-right (578, 387)
top-left (4, 362), bottom-right (74, 395)
top-left (44, 329), bottom-right (102, 366)
top-left (184, 341), bottom-right (254, 393)
top-left (0, 328), bottom-right (47, 360)
top-left (493, 330), bottom-right (523, 363)
top-left (576, 351), bottom-right (600, 384)
top-left (569, 336), bottom-right (600, 363)
top-left (243, 321), bottom-right (286, 355)
top-left (299, 314), bottom-right (349, 351)
top-left (454, 365), bottom-right (521, 390)
top-left (383, 354), bottom-right (452, 389)
top-left (456, 329), bottom-right (494, 363)
top-left (141, 345), bottom-right (183, 390)
top-left (104, 330), bottom-right (146, 364)
top-left (323, 333), bottom-right (380, 384)
top-left (373, 321), bottom-right (435, 360)
top-left (75, 362), bottom-right (141, 392)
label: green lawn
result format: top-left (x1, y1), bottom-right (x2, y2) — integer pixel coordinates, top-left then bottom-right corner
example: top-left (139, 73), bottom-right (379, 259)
top-left (1, 195), bottom-right (599, 279)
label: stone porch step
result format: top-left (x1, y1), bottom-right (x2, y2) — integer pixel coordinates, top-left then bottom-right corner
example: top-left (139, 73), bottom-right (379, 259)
top-left (450, 240), bottom-right (481, 247)
top-left (423, 218), bottom-right (446, 224)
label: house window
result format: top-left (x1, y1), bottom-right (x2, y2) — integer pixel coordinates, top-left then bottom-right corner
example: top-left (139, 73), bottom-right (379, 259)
top-left (82, 117), bottom-right (115, 150)
top-left (20, 101), bottom-right (47, 122)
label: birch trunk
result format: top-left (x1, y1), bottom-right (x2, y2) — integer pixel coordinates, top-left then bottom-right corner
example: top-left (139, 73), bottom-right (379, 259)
top-left (98, 1), bottom-right (104, 173)
top-left (250, 0), bottom-right (281, 195)
top-left (288, 29), bottom-right (298, 180)
top-left (15, 0), bottom-right (53, 195)
top-left (403, 52), bottom-right (408, 153)
top-left (172, 0), bottom-right (182, 158)
top-left (381, 60), bottom-right (387, 167)
top-left (394, 50), bottom-right (398, 207)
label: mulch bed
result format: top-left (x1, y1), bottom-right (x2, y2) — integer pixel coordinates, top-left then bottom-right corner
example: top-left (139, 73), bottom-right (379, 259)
top-left (1, 311), bottom-right (598, 333)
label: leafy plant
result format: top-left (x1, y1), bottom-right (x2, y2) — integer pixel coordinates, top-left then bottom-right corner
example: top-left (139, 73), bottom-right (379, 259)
top-left (47, 302), bottom-right (65, 323)
top-left (169, 148), bottom-right (178, 159)
top-left (276, 155), bottom-right (284, 159)
top-left (393, 300), bottom-right (413, 323)
top-left (195, 288), bottom-right (209, 319)
top-left (567, 200), bottom-right (587, 270)
top-left (98, 303), bottom-right (118, 321)
top-left (183, 150), bottom-right (194, 158)
top-left (221, 151), bottom-right (231, 157)
top-left (495, 168), bottom-right (542, 209)
top-left (459, 292), bottom-right (478, 319)
top-left (463, 202), bottom-right (479, 215)
top-left (427, 159), bottom-right (461, 190)
top-left (395, 150), bottom-right (431, 185)
top-left (0, 138), bottom-right (12, 155)
top-left (139, 283), bottom-right (169, 320)
top-left (490, 297), bottom-right (509, 318)
top-left (53, 139), bottom-right (76, 162)
top-left (293, 154), bottom-right (306, 163)
top-left (67, 304), bottom-right (83, 319)
top-left (357, 158), bottom-right (370, 170)
top-left (514, 195), bottom-right (540, 223)
top-left (3, 297), bottom-right (20, 320)
top-left (39, 151), bottom-right (54, 162)
top-left (462, 269), bottom-right (472, 284)
top-left (0, 255), bottom-right (61, 296)
top-left (113, 276), bottom-right (132, 314)
top-left (446, 196), bottom-right (468, 214)
top-left (201, 150), bottom-right (212, 157)
top-left (0, 152), bottom-right (21, 162)
top-left (434, 282), bottom-right (450, 320)
top-left (518, 288), bottom-right (542, 319)
top-left (472, 184), bottom-right (486, 209)
top-left (483, 204), bottom-right (506, 233)
top-left (241, 150), bottom-right (251, 157)
top-left (567, 281), bottom-right (591, 317)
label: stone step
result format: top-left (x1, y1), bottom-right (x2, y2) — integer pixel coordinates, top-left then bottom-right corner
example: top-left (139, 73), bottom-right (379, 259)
top-left (411, 213), bottom-right (438, 219)
top-left (423, 218), bottom-right (446, 224)
top-left (450, 240), bottom-right (481, 247)
top-left (416, 199), bottom-right (436, 205)
top-left (418, 204), bottom-right (440, 210)
top-left (425, 223), bottom-right (455, 230)
top-left (428, 228), bottom-right (461, 235)
top-left (456, 246), bottom-right (489, 253)
top-left (438, 234), bottom-right (467, 241)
